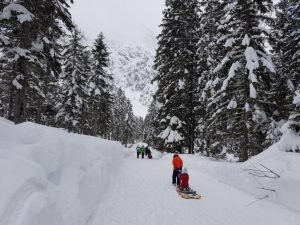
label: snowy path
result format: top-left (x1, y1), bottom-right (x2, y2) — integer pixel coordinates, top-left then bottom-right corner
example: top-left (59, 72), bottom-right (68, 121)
top-left (88, 153), bottom-right (300, 225)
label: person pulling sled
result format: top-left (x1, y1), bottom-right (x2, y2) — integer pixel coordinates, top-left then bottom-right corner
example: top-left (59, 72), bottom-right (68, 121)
top-left (172, 153), bottom-right (183, 186)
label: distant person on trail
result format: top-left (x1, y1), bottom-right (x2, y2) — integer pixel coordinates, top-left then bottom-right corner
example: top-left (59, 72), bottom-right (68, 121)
top-left (148, 147), bottom-right (153, 159)
top-left (136, 145), bottom-right (146, 159)
top-left (136, 146), bottom-right (141, 158)
top-left (178, 167), bottom-right (189, 190)
top-left (139, 146), bottom-right (145, 159)
top-left (172, 153), bottom-right (183, 186)
top-left (145, 146), bottom-right (152, 158)
top-left (145, 146), bottom-right (150, 156)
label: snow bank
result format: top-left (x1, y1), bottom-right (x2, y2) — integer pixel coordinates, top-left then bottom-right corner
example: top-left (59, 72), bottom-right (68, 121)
top-left (0, 118), bottom-right (124, 225)
top-left (182, 129), bottom-right (300, 213)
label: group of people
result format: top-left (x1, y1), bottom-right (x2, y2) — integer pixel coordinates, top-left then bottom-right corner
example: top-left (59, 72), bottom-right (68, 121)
top-left (172, 153), bottom-right (189, 191)
top-left (136, 146), bottom-right (152, 159)
top-left (136, 146), bottom-right (189, 190)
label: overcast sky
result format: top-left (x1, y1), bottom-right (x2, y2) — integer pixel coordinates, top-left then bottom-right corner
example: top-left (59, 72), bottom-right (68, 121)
top-left (70, 0), bottom-right (164, 44)
top-left (71, 0), bottom-right (281, 43)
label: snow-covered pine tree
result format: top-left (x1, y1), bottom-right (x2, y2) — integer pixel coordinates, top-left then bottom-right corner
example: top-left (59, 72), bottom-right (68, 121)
top-left (111, 88), bottom-right (136, 145)
top-left (195, 0), bottom-right (225, 155)
top-left (122, 100), bottom-right (136, 146)
top-left (79, 49), bottom-right (94, 134)
top-left (276, 0), bottom-right (300, 134)
top-left (144, 100), bottom-right (164, 149)
top-left (56, 28), bottom-right (89, 133)
top-left (111, 89), bottom-right (126, 142)
top-left (0, 0), bottom-right (73, 124)
top-left (153, 0), bottom-right (201, 153)
top-left (89, 33), bottom-right (113, 137)
top-left (133, 116), bottom-right (145, 143)
top-left (209, 0), bottom-right (276, 161)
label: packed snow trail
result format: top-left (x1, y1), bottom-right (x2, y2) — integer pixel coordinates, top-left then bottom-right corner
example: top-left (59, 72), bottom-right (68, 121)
top-left (1, 119), bottom-right (299, 225)
top-left (89, 152), bottom-right (300, 225)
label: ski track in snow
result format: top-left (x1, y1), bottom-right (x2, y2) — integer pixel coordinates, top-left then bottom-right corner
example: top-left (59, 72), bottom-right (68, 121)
top-left (0, 178), bottom-right (46, 225)
top-left (89, 153), bottom-right (300, 225)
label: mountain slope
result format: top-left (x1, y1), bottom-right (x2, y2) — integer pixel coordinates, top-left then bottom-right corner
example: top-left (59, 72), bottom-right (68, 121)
top-left (108, 39), bottom-right (157, 117)
top-left (70, 1), bottom-right (162, 117)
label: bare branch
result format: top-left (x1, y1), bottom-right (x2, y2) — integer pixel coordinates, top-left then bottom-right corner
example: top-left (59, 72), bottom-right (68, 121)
top-left (248, 172), bottom-right (278, 179)
top-left (244, 168), bottom-right (269, 173)
top-left (259, 164), bottom-right (280, 178)
top-left (247, 195), bottom-right (269, 207)
top-left (256, 187), bottom-right (276, 192)
top-left (244, 164), bottom-right (280, 179)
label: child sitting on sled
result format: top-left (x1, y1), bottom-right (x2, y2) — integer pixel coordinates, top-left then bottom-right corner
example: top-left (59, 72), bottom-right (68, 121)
top-left (178, 167), bottom-right (189, 191)
top-left (177, 168), bottom-right (200, 198)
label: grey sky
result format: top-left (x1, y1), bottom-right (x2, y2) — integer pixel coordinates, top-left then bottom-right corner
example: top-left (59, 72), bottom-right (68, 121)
top-left (71, 0), bottom-right (281, 44)
top-left (70, 0), bottom-right (164, 44)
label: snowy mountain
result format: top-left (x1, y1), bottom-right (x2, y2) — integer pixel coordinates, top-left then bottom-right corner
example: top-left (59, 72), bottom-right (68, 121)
top-left (70, 0), bottom-right (163, 117)
top-left (109, 38), bottom-right (155, 111)
top-left (108, 38), bottom-right (157, 117)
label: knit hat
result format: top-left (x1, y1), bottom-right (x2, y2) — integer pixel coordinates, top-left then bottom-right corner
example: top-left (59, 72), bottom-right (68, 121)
top-left (182, 167), bottom-right (188, 174)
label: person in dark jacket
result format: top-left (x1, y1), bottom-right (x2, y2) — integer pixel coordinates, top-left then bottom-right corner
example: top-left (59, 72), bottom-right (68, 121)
top-left (145, 146), bottom-right (152, 158)
top-left (136, 146), bottom-right (141, 158)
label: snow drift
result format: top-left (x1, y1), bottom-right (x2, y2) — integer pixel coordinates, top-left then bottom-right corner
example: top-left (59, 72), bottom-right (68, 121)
top-left (0, 118), bottom-right (124, 225)
top-left (182, 123), bottom-right (300, 213)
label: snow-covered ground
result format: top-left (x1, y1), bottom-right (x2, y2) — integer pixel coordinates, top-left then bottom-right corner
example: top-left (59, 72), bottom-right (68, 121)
top-left (89, 145), bottom-right (300, 225)
top-left (0, 118), bottom-right (300, 225)
top-left (0, 118), bottom-right (124, 225)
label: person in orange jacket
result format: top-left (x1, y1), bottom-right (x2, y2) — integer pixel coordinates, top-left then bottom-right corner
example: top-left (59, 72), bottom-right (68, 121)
top-left (172, 153), bottom-right (183, 186)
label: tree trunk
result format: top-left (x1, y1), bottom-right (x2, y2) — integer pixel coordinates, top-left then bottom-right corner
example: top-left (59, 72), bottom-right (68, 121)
top-left (241, 122), bottom-right (249, 162)
top-left (13, 86), bottom-right (27, 124)
top-left (8, 84), bottom-right (15, 121)
top-left (13, 23), bottom-right (31, 124)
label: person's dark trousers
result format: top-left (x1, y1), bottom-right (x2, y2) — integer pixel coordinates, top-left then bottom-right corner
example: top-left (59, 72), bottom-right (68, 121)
top-left (172, 168), bottom-right (182, 185)
top-left (137, 152), bottom-right (140, 158)
top-left (142, 153), bottom-right (144, 159)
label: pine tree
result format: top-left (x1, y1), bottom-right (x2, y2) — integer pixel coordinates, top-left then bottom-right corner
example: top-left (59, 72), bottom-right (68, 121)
top-left (110, 88), bottom-right (136, 145)
top-left (153, 0), bottom-right (201, 153)
top-left (89, 33), bottom-right (113, 137)
top-left (196, 0), bottom-right (225, 155)
top-left (0, 0), bottom-right (73, 124)
top-left (144, 100), bottom-right (163, 149)
top-left (56, 28), bottom-right (89, 133)
top-left (276, 0), bottom-right (300, 134)
top-left (133, 116), bottom-right (145, 143)
top-left (208, 0), bottom-right (276, 161)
